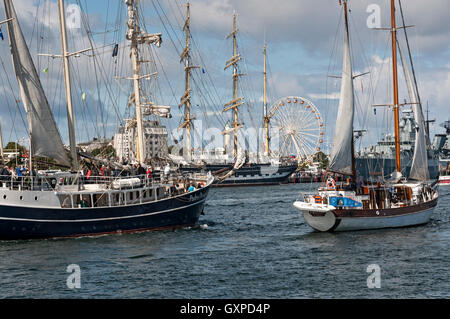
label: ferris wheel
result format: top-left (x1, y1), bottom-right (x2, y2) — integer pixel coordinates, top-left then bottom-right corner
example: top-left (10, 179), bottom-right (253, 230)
top-left (268, 96), bottom-right (324, 161)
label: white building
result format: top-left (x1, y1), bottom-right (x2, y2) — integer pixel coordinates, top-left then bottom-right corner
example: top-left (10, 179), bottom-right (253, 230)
top-left (114, 119), bottom-right (168, 163)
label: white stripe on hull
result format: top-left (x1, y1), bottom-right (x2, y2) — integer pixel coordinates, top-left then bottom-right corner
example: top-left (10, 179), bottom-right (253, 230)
top-left (334, 207), bottom-right (435, 231)
top-left (301, 207), bottom-right (435, 232)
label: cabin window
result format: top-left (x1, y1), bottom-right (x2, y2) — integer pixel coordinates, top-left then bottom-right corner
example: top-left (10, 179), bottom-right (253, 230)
top-left (75, 194), bottom-right (92, 208)
top-left (114, 193), bottom-right (124, 206)
top-left (59, 195), bottom-right (72, 208)
top-left (93, 193), bottom-right (108, 207)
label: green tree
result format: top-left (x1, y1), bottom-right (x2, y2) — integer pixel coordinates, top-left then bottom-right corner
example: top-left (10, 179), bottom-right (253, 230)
top-left (313, 151), bottom-right (329, 170)
top-left (92, 145), bottom-right (116, 158)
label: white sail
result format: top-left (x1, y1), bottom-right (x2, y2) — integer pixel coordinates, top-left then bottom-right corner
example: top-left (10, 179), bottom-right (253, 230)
top-left (328, 11), bottom-right (354, 176)
top-left (3, 0), bottom-right (71, 167)
top-left (399, 44), bottom-right (429, 181)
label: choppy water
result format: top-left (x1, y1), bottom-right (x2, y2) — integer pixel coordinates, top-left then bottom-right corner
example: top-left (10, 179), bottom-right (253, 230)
top-left (0, 183), bottom-right (449, 298)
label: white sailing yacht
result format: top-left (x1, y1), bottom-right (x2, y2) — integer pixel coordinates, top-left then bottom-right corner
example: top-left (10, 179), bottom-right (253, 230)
top-left (293, 0), bottom-right (439, 232)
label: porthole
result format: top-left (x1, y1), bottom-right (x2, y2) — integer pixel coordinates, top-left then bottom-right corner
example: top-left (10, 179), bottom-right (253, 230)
top-left (35, 197), bottom-right (38, 201)
top-left (19, 196), bottom-right (23, 200)
top-left (3, 195), bottom-right (6, 199)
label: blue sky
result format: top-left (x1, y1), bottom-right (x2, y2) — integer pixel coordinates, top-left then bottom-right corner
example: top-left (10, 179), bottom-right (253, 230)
top-left (1, 0), bottom-right (450, 156)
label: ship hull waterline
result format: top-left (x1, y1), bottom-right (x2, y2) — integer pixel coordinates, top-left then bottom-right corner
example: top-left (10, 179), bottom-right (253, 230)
top-left (294, 198), bottom-right (438, 232)
top-left (0, 184), bottom-right (211, 240)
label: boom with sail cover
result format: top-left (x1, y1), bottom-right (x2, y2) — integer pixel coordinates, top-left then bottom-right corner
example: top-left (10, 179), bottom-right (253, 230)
top-left (3, 0), bottom-right (71, 167)
top-left (328, 0), bottom-right (354, 176)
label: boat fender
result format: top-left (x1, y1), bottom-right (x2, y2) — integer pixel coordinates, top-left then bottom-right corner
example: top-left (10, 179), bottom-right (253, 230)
top-left (313, 195), bottom-right (322, 204)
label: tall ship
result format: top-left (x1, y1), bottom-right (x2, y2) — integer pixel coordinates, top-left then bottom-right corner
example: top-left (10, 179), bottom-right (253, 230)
top-left (176, 12), bottom-right (298, 187)
top-left (0, 0), bottom-right (213, 240)
top-left (293, 0), bottom-right (439, 232)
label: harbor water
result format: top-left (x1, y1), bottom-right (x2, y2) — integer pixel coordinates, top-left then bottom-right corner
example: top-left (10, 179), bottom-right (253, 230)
top-left (0, 183), bottom-right (449, 298)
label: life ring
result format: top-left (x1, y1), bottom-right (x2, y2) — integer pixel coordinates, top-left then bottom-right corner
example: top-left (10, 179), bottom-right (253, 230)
top-left (326, 177), bottom-right (336, 189)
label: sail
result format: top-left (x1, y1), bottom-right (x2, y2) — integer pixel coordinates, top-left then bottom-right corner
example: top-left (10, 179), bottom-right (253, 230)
top-left (399, 44), bottom-right (429, 180)
top-left (3, 0), bottom-right (71, 166)
top-left (328, 12), bottom-right (354, 176)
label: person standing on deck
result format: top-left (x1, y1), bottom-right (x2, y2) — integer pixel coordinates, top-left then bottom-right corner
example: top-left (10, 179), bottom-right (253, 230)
top-left (164, 163), bottom-right (170, 182)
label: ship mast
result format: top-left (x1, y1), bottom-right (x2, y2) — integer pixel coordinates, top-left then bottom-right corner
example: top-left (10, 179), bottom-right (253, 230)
top-left (390, 0), bottom-right (401, 173)
top-left (128, 0), bottom-right (145, 164)
top-left (263, 44), bottom-right (270, 156)
top-left (224, 14), bottom-right (245, 158)
top-left (57, 0), bottom-right (78, 170)
top-left (343, 0), bottom-right (356, 178)
top-left (179, 1), bottom-right (198, 162)
top-left (125, 0), bottom-right (162, 164)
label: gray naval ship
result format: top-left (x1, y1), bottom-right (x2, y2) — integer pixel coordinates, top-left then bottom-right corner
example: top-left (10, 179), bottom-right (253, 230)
top-left (433, 119), bottom-right (450, 168)
top-left (355, 109), bottom-right (440, 180)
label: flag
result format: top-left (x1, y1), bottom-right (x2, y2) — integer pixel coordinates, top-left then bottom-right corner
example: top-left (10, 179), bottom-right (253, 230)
top-left (374, 108), bottom-right (376, 115)
top-left (202, 68), bottom-right (205, 74)
top-left (81, 92), bottom-right (86, 101)
top-left (43, 67), bottom-right (49, 74)
top-left (0, 28), bottom-right (3, 41)
top-left (112, 43), bottom-right (118, 57)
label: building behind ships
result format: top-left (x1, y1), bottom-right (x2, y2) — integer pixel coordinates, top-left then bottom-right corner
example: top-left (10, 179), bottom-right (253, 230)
top-left (113, 119), bottom-right (168, 163)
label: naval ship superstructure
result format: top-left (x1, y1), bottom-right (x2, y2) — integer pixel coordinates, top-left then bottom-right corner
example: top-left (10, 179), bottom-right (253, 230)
top-left (433, 120), bottom-right (450, 184)
top-left (355, 109), bottom-right (439, 180)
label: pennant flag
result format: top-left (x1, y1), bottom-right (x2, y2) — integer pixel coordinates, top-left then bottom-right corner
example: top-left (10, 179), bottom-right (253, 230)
top-left (202, 68), bottom-right (205, 74)
top-left (81, 92), bottom-right (86, 101)
top-left (112, 43), bottom-right (119, 57)
top-left (374, 108), bottom-right (376, 115)
top-left (0, 28), bottom-right (3, 41)
top-left (43, 67), bottom-right (49, 74)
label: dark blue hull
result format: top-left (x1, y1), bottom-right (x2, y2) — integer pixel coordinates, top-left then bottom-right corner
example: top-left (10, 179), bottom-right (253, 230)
top-left (0, 187), bottom-right (210, 240)
top-left (180, 163), bottom-right (298, 187)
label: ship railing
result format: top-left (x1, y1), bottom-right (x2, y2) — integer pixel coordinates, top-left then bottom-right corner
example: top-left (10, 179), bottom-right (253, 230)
top-left (0, 174), bottom-right (56, 191)
top-left (0, 171), bottom-right (210, 195)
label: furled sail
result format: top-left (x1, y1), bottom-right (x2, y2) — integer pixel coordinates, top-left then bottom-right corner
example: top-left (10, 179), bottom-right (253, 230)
top-left (398, 44), bottom-right (429, 181)
top-left (3, 0), bottom-right (71, 166)
top-left (328, 9), bottom-right (354, 176)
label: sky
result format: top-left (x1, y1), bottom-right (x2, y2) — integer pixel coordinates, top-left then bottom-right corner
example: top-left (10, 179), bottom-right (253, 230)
top-left (0, 0), bottom-right (449, 157)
